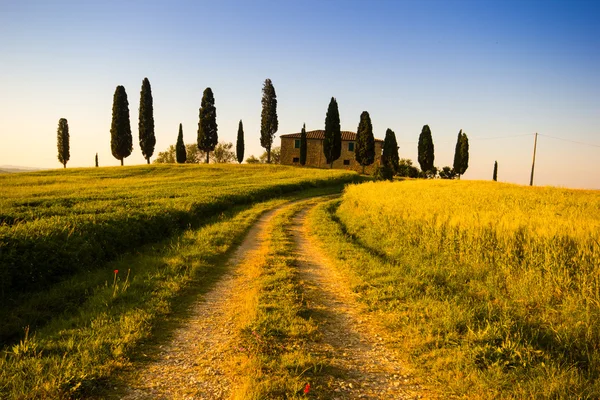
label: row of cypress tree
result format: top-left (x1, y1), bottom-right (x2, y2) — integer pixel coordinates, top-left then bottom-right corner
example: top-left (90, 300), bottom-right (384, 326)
top-left (300, 98), bottom-right (380, 173)
top-left (56, 77), bottom-right (472, 175)
top-left (292, 96), bottom-right (471, 180)
top-left (57, 78), bottom-right (280, 167)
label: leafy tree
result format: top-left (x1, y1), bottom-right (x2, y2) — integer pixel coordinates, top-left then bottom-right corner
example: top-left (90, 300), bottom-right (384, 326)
top-left (185, 144), bottom-right (205, 164)
top-left (259, 146), bottom-right (281, 164)
top-left (57, 118), bottom-right (69, 168)
top-left (138, 77), bottom-right (156, 164)
top-left (245, 155), bottom-right (260, 164)
top-left (493, 160), bottom-right (498, 181)
top-left (299, 123), bottom-right (307, 166)
top-left (439, 166), bottom-right (457, 179)
top-left (417, 124), bottom-right (434, 175)
top-left (324, 97), bottom-right (341, 167)
top-left (397, 158), bottom-right (421, 178)
top-left (154, 144), bottom-right (205, 164)
top-left (355, 111), bottom-right (375, 173)
top-left (453, 129), bottom-right (469, 178)
top-left (197, 87), bottom-right (218, 164)
top-left (154, 145), bottom-right (176, 163)
top-left (382, 128), bottom-right (399, 173)
top-left (260, 78), bottom-right (278, 163)
top-left (236, 120), bottom-right (244, 164)
top-left (374, 162), bottom-right (394, 181)
top-left (110, 85), bottom-right (133, 166)
top-left (176, 123), bottom-right (186, 164)
top-left (95, 153), bottom-right (98, 167)
top-left (421, 166), bottom-right (438, 179)
top-left (213, 142), bottom-right (236, 163)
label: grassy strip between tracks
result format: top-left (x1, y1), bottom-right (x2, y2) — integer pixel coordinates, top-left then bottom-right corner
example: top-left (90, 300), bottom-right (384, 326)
top-left (0, 187), bottom-right (340, 400)
top-left (233, 199), bottom-right (328, 400)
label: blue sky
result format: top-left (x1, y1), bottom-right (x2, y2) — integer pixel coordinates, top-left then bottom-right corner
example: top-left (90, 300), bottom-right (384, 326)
top-left (0, 0), bottom-right (598, 188)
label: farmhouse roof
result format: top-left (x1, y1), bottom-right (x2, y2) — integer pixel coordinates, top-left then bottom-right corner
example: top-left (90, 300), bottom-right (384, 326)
top-left (280, 130), bottom-right (383, 142)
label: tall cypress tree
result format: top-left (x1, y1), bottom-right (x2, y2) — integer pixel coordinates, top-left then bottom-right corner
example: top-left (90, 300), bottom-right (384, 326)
top-left (138, 77), bottom-right (156, 164)
top-left (382, 128), bottom-right (399, 173)
top-left (260, 78), bottom-right (278, 163)
top-left (460, 132), bottom-right (469, 175)
top-left (453, 130), bottom-right (463, 177)
top-left (453, 130), bottom-right (469, 178)
top-left (57, 118), bottom-right (69, 168)
top-left (417, 124), bottom-right (434, 174)
top-left (355, 111), bottom-right (375, 174)
top-left (110, 85), bottom-right (133, 166)
top-left (236, 120), bottom-right (244, 164)
top-left (197, 87), bottom-right (218, 163)
top-left (300, 123), bottom-right (307, 166)
top-left (95, 153), bottom-right (98, 167)
top-left (323, 97), bottom-right (341, 167)
top-left (176, 123), bottom-right (186, 164)
top-left (493, 161), bottom-right (498, 181)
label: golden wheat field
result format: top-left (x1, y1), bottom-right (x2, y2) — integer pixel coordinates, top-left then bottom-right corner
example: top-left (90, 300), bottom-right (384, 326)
top-left (328, 179), bottom-right (600, 397)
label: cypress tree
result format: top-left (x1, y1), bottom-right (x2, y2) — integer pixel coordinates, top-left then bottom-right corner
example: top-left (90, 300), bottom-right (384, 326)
top-left (417, 124), bottom-right (434, 174)
top-left (460, 132), bottom-right (469, 175)
top-left (138, 77), bottom-right (156, 164)
top-left (355, 111), bottom-right (375, 174)
top-left (382, 128), bottom-right (399, 173)
top-left (453, 130), bottom-right (463, 178)
top-left (323, 97), bottom-right (341, 167)
top-left (260, 78), bottom-right (278, 163)
top-left (299, 123), bottom-right (307, 166)
top-left (176, 123), bottom-right (186, 164)
top-left (236, 120), bottom-right (244, 164)
top-left (197, 87), bottom-right (218, 163)
top-left (493, 161), bottom-right (498, 181)
top-left (453, 130), bottom-right (470, 178)
top-left (110, 85), bottom-right (133, 166)
top-left (57, 118), bottom-right (69, 168)
top-left (95, 153), bottom-right (98, 167)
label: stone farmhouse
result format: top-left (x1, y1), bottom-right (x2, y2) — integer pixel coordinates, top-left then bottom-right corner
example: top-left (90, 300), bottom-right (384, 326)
top-left (280, 130), bottom-right (383, 173)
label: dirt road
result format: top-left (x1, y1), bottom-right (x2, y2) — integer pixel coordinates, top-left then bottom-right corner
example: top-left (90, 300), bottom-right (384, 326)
top-left (113, 198), bottom-right (424, 399)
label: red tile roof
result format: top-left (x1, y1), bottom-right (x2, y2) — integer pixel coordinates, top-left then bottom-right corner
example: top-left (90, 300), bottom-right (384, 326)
top-left (280, 130), bottom-right (383, 142)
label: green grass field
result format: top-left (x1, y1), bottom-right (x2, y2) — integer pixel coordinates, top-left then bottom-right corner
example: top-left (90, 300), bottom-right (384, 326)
top-left (309, 180), bottom-right (600, 398)
top-left (0, 162), bottom-right (352, 399)
top-left (0, 164), bottom-right (357, 343)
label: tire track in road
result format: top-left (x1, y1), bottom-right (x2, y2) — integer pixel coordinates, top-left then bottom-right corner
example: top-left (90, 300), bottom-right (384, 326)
top-left (291, 204), bottom-right (425, 399)
top-left (117, 206), bottom-right (280, 400)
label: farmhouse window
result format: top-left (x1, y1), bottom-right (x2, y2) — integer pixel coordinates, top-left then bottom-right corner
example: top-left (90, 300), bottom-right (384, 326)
top-left (348, 142), bottom-right (355, 151)
top-left (293, 157), bottom-right (300, 163)
top-left (294, 139), bottom-right (301, 149)
top-left (343, 159), bottom-right (350, 165)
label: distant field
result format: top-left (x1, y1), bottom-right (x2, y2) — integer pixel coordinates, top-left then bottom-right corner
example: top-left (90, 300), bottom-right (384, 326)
top-left (0, 164), bottom-right (356, 299)
top-left (310, 180), bottom-right (600, 398)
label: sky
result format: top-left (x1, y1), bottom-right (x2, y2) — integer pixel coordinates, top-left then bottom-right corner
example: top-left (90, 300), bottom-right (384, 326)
top-left (0, 0), bottom-right (598, 189)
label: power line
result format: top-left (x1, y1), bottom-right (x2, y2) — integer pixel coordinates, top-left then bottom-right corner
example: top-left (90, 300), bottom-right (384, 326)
top-left (398, 133), bottom-right (599, 149)
top-left (398, 133), bottom-right (533, 144)
top-left (538, 134), bottom-right (600, 148)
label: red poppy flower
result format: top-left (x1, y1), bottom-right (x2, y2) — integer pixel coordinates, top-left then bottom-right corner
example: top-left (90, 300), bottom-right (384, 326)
top-left (303, 383), bottom-right (310, 394)
top-left (114, 269), bottom-right (118, 274)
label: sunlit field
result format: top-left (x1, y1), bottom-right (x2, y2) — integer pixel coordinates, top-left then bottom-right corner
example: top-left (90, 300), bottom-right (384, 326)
top-left (310, 180), bottom-right (600, 398)
top-left (0, 164), bottom-right (356, 340)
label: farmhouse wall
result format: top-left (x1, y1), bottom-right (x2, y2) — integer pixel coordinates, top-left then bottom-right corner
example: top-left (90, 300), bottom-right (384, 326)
top-left (280, 132), bottom-right (382, 174)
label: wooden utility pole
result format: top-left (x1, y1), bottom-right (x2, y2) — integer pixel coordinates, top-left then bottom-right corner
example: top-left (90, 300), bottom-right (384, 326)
top-left (530, 132), bottom-right (538, 186)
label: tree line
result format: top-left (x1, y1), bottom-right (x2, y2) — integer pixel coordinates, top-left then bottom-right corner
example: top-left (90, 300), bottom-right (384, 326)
top-left (56, 78), bottom-right (279, 167)
top-left (293, 97), bottom-right (476, 181)
top-left (55, 77), bottom-right (499, 180)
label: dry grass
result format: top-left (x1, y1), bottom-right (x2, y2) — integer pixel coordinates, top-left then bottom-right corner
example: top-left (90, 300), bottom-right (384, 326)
top-left (308, 180), bottom-right (600, 398)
